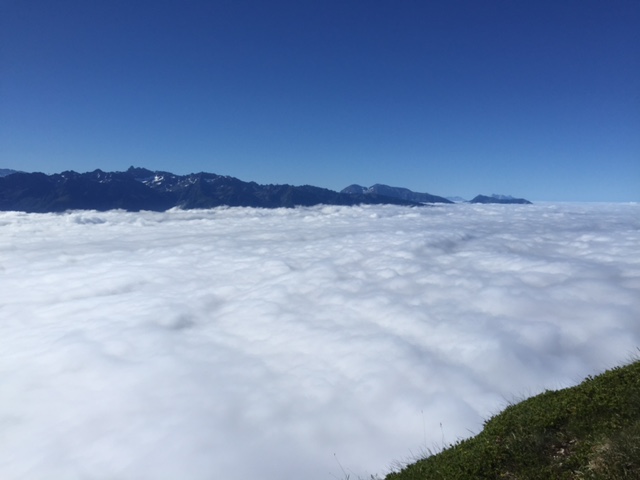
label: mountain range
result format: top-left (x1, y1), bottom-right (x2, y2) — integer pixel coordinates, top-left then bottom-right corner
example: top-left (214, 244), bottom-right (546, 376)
top-left (0, 167), bottom-right (424, 213)
top-left (0, 167), bottom-right (531, 212)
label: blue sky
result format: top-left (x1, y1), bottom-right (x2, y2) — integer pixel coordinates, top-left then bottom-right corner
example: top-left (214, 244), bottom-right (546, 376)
top-left (1, 0), bottom-right (638, 201)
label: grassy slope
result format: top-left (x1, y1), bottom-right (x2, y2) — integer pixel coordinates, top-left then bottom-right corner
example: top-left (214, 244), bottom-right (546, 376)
top-left (385, 360), bottom-right (640, 480)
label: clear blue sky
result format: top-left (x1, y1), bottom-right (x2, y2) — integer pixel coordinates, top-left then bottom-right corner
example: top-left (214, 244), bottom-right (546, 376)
top-left (1, 0), bottom-right (638, 201)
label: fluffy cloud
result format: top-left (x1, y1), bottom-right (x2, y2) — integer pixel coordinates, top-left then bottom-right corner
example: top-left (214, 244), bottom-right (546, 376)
top-left (1, 203), bottom-right (639, 479)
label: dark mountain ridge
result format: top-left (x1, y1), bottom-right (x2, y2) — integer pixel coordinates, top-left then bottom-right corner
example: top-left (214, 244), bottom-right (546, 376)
top-left (0, 167), bottom-right (421, 213)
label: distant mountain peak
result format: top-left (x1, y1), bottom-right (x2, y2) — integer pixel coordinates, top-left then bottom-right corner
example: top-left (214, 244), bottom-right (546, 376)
top-left (470, 194), bottom-right (532, 204)
top-left (341, 184), bottom-right (368, 195)
top-left (341, 183), bottom-right (452, 204)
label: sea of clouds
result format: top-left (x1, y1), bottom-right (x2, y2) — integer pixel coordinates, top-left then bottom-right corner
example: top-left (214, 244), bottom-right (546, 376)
top-left (1, 202), bottom-right (639, 479)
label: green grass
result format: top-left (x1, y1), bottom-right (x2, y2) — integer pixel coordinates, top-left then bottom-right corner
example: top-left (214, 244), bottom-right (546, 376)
top-left (384, 359), bottom-right (640, 480)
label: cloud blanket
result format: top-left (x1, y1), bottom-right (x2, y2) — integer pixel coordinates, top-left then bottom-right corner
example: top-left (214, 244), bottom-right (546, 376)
top-left (1, 203), bottom-right (639, 479)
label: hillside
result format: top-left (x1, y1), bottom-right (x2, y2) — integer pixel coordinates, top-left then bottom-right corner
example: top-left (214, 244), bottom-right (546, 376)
top-left (385, 359), bottom-right (640, 480)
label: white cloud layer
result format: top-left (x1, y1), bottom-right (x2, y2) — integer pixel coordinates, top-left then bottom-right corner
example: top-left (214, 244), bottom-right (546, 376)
top-left (1, 203), bottom-right (639, 479)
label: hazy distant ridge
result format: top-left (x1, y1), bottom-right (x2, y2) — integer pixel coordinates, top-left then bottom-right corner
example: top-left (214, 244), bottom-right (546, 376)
top-left (342, 184), bottom-right (453, 204)
top-left (0, 168), bottom-right (21, 177)
top-left (470, 194), bottom-right (532, 204)
top-left (342, 184), bottom-right (532, 205)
